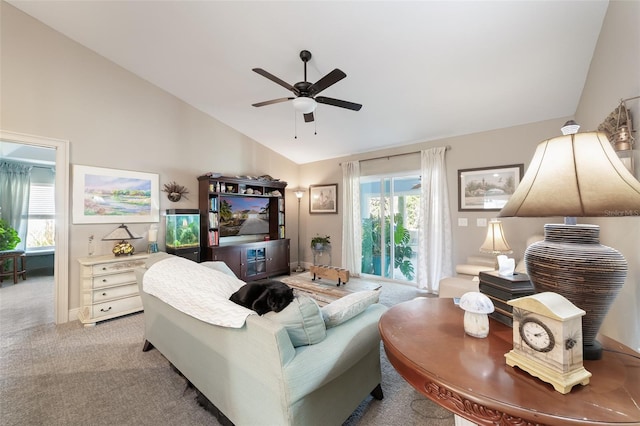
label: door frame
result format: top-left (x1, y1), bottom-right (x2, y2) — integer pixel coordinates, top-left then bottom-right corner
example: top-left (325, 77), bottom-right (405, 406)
top-left (1, 130), bottom-right (70, 323)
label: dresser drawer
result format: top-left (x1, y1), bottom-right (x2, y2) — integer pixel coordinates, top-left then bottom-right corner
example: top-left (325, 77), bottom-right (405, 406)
top-left (91, 258), bottom-right (146, 275)
top-left (92, 295), bottom-right (142, 319)
top-left (92, 271), bottom-right (137, 289)
top-left (92, 283), bottom-right (139, 303)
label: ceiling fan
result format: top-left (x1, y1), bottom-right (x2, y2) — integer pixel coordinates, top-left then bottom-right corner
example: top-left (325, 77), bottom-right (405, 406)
top-left (252, 50), bottom-right (362, 123)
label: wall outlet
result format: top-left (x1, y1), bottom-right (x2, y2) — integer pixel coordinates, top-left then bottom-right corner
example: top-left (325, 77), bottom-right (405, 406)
top-left (477, 218), bottom-right (487, 227)
top-left (458, 218), bottom-right (468, 227)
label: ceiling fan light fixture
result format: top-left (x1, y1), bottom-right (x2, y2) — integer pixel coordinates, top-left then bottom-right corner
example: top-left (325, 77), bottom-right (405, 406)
top-left (292, 97), bottom-right (317, 114)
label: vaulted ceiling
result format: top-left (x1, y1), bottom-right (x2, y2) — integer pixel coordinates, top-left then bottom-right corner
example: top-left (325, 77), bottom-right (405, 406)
top-left (8, 1), bottom-right (609, 164)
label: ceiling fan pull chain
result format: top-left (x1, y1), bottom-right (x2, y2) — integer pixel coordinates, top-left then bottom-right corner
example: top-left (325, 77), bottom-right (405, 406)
top-left (294, 110), bottom-right (298, 139)
top-left (314, 113), bottom-right (317, 135)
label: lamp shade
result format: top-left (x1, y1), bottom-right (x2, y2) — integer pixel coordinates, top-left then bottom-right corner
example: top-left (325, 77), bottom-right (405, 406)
top-left (102, 224), bottom-right (141, 256)
top-left (292, 97), bottom-right (317, 114)
top-left (294, 190), bottom-right (305, 199)
top-left (102, 224), bottom-right (141, 241)
top-left (479, 220), bottom-right (512, 254)
top-left (499, 132), bottom-right (640, 218)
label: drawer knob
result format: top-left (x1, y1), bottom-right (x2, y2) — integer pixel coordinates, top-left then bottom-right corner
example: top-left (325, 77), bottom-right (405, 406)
top-left (102, 292), bottom-right (107, 296)
top-left (100, 307), bottom-right (112, 312)
top-left (102, 267), bottom-right (107, 271)
top-left (102, 279), bottom-right (107, 282)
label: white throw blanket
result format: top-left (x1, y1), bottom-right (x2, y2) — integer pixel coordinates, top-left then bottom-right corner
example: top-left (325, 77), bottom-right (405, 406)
top-left (143, 256), bottom-right (255, 328)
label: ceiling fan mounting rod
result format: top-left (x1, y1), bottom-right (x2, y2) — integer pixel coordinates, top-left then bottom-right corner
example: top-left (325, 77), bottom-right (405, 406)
top-left (300, 50), bottom-right (311, 83)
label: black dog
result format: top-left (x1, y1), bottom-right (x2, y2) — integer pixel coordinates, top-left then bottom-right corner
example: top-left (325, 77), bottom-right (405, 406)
top-left (229, 281), bottom-right (294, 315)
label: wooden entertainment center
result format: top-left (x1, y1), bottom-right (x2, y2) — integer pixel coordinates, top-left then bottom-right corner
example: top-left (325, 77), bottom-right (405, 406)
top-left (197, 175), bottom-right (290, 281)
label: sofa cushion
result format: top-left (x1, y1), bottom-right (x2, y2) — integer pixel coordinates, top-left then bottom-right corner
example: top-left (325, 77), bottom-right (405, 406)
top-left (265, 295), bottom-right (326, 347)
top-left (321, 290), bottom-right (380, 328)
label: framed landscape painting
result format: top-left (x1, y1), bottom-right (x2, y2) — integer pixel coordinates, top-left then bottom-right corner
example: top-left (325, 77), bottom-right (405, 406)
top-left (309, 183), bottom-right (338, 214)
top-left (73, 165), bottom-right (160, 223)
top-left (458, 164), bottom-right (523, 211)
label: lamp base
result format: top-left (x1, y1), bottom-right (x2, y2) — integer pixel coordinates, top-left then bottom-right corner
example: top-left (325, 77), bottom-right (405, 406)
top-left (112, 241), bottom-right (135, 256)
top-left (525, 224), bottom-right (626, 361)
top-left (584, 341), bottom-right (603, 361)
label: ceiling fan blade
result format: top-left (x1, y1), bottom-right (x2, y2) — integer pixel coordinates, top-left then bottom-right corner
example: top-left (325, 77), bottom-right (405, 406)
top-left (303, 112), bottom-right (314, 123)
top-left (308, 69), bottom-right (347, 96)
top-left (252, 97), bottom-right (294, 107)
top-left (252, 68), bottom-right (299, 95)
top-left (316, 96), bottom-right (362, 111)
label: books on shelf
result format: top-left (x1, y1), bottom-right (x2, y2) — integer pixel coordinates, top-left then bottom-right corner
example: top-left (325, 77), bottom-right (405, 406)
top-left (210, 197), bottom-right (218, 211)
top-left (208, 230), bottom-right (219, 246)
top-left (208, 212), bottom-right (218, 228)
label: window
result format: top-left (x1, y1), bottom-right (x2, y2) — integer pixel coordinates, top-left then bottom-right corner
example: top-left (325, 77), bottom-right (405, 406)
top-left (26, 183), bottom-right (55, 250)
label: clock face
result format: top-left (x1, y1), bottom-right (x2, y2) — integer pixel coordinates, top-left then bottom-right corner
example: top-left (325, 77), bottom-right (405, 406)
top-left (519, 317), bottom-right (555, 353)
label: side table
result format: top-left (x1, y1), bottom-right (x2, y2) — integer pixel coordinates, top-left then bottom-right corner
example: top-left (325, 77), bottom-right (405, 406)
top-left (379, 298), bottom-right (640, 425)
top-left (0, 250), bottom-right (27, 284)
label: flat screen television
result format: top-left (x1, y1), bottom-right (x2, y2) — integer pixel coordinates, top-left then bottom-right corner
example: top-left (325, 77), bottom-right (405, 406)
top-left (219, 195), bottom-right (270, 238)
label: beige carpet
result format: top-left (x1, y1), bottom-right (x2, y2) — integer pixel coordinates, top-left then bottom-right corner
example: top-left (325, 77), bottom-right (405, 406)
top-left (0, 273), bottom-right (454, 426)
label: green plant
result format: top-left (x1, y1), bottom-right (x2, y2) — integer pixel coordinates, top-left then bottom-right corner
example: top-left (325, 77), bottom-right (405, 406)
top-left (0, 219), bottom-right (21, 251)
top-left (311, 234), bottom-right (331, 249)
top-left (362, 213), bottom-right (414, 280)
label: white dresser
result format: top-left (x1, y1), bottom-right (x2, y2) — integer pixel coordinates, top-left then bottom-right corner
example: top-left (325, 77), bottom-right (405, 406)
top-left (77, 253), bottom-right (148, 326)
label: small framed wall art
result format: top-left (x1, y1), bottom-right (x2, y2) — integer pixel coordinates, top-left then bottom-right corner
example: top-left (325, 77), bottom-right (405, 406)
top-left (458, 164), bottom-right (523, 211)
top-left (309, 183), bottom-right (338, 214)
top-left (72, 165), bottom-right (160, 223)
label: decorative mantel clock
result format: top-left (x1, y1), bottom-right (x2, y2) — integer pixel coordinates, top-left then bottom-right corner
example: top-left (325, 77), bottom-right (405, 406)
top-left (505, 292), bottom-right (591, 394)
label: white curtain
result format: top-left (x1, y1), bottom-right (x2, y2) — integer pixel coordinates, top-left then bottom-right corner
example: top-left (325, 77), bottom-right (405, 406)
top-left (0, 161), bottom-right (32, 250)
top-left (416, 147), bottom-right (453, 292)
top-left (341, 161), bottom-right (361, 277)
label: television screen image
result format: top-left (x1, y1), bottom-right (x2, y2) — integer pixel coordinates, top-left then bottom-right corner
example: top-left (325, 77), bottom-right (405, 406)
top-left (219, 196), bottom-right (270, 237)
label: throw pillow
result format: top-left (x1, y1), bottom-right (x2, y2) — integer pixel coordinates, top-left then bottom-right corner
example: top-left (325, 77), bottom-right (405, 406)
top-left (321, 290), bottom-right (380, 328)
top-left (265, 295), bottom-right (326, 347)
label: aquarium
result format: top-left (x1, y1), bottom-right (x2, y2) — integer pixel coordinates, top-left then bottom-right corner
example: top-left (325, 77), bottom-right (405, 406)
top-left (165, 209), bottom-right (200, 249)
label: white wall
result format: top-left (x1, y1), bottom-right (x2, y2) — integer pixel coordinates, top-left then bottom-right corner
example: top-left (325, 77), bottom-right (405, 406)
top-left (574, 0), bottom-right (640, 351)
top-left (1, 3), bottom-right (299, 311)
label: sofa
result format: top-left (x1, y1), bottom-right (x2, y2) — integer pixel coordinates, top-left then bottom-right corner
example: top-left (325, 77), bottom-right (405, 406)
top-left (135, 252), bottom-right (387, 426)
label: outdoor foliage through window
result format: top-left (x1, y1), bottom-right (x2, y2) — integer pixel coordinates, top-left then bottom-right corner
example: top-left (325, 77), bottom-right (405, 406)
top-left (26, 184), bottom-right (55, 249)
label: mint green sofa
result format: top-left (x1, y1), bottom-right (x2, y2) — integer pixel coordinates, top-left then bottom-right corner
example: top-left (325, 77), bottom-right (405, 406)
top-left (136, 253), bottom-right (387, 425)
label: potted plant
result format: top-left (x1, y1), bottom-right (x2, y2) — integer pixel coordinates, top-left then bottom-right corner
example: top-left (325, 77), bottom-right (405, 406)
top-left (362, 214), bottom-right (414, 280)
top-left (0, 219), bottom-right (21, 251)
top-left (311, 234), bottom-right (331, 250)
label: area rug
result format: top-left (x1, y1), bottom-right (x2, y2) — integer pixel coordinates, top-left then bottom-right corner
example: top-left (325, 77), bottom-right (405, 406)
top-left (280, 272), bottom-right (381, 306)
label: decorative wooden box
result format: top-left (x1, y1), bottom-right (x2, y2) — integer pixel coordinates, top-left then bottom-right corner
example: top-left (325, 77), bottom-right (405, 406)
top-left (479, 270), bottom-right (534, 326)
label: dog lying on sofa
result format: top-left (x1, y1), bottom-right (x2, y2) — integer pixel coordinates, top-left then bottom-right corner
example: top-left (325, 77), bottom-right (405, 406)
top-left (136, 253), bottom-right (387, 426)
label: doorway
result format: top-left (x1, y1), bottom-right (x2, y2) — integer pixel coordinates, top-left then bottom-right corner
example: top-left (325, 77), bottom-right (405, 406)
top-left (360, 174), bottom-right (420, 284)
top-left (0, 130), bottom-right (69, 324)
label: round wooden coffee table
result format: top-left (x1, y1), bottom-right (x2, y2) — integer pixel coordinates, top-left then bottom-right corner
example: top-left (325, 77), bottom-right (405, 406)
top-left (379, 297), bottom-right (640, 426)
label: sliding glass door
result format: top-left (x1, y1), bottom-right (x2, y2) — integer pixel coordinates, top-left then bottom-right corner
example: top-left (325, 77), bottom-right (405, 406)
top-left (360, 174), bottom-right (420, 283)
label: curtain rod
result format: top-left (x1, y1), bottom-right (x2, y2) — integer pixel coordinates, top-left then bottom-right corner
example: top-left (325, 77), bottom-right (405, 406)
top-left (339, 146), bottom-right (451, 166)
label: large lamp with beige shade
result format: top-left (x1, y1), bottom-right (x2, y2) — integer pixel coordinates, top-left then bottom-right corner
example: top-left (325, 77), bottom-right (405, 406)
top-left (499, 130), bottom-right (640, 360)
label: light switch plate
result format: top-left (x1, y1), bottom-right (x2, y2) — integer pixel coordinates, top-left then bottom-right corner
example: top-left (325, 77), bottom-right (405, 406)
top-left (458, 218), bottom-right (468, 227)
top-left (477, 218), bottom-right (487, 227)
